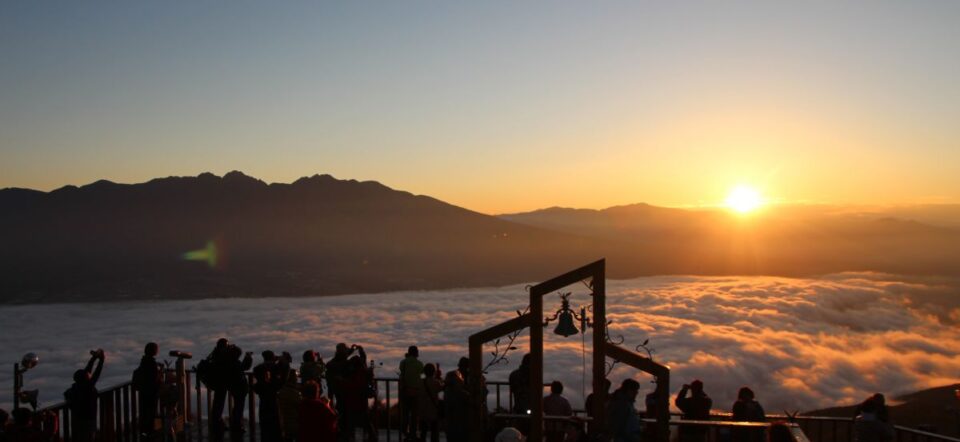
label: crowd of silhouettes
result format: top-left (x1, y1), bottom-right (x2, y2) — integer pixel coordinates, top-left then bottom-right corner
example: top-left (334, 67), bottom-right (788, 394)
top-left (0, 407), bottom-right (60, 442)
top-left (2, 343), bottom-right (904, 442)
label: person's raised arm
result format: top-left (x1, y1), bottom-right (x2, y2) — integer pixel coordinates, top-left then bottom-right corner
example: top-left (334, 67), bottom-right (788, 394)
top-left (91, 349), bottom-right (105, 384)
top-left (84, 352), bottom-right (98, 373)
top-left (675, 384), bottom-right (689, 408)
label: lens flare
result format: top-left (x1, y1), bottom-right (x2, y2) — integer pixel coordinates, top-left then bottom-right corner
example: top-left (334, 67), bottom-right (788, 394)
top-left (182, 240), bottom-right (218, 268)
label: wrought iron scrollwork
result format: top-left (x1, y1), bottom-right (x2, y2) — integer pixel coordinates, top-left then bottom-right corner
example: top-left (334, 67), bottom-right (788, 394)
top-left (483, 306), bottom-right (529, 374)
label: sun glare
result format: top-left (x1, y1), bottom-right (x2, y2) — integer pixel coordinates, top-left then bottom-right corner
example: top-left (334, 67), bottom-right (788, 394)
top-left (725, 185), bottom-right (763, 213)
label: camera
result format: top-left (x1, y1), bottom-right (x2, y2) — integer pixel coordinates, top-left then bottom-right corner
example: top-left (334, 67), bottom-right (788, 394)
top-left (169, 350), bottom-right (193, 359)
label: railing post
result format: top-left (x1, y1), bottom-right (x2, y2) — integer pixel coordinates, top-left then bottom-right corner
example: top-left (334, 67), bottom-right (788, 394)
top-left (122, 386), bottom-right (130, 442)
top-left (64, 408), bottom-right (72, 442)
top-left (102, 390), bottom-right (117, 442)
top-left (131, 388), bottom-right (138, 442)
top-left (114, 389), bottom-right (122, 442)
top-left (195, 375), bottom-right (203, 442)
top-left (386, 378), bottom-right (391, 442)
top-left (248, 373), bottom-right (256, 442)
top-left (185, 371), bottom-right (192, 422)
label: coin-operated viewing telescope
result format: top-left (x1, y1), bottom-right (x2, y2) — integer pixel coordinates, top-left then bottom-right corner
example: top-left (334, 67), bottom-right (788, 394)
top-left (14, 352), bottom-right (40, 409)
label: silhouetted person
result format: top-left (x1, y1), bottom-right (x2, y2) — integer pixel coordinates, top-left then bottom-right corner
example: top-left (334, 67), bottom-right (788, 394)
top-left (300, 350), bottom-right (325, 392)
top-left (64, 349), bottom-right (104, 442)
top-left (210, 342), bottom-right (254, 442)
top-left (418, 363), bottom-right (444, 442)
top-left (731, 387), bottom-right (766, 442)
top-left (675, 380), bottom-right (712, 442)
top-left (7, 408), bottom-right (42, 442)
top-left (855, 393), bottom-right (889, 423)
top-left (298, 381), bottom-right (337, 442)
top-left (1, 408), bottom-right (9, 442)
top-left (325, 344), bottom-right (351, 422)
top-left (609, 379), bottom-right (642, 442)
top-left (854, 394), bottom-right (893, 442)
top-left (133, 342), bottom-right (162, 437)
top-left (278, 366), bottom-right (302, 442)
top-left (254, 351), bottom-right (290, 442)
top-left (543, 381), bottom-right (573, 442)
top-left (585, 378), bottom-right (611, 437)
top-left (398, 345), bottom-right (423, 441)
top-left (444, 357), bottom-right (471, 442)
top-left (205, 339), bottom-right (231, 442)
top-left (508, 354), bottom-right (532, 414)
top-left (343, 354), bottom-right (376, 442)
top-left (644, 380), bottom-right (668, 441)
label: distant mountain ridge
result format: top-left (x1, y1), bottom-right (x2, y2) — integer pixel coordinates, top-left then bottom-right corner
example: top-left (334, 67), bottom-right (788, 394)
top-left (805, 384), bottom-right (960, 438)
top-left (0, 171), bottom-right (602, 303)
top-left (2, 172), bottom-right (959, 304)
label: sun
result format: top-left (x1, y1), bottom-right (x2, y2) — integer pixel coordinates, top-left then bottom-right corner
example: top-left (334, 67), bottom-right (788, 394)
top-left (725, 185), bottom-right (763, 213)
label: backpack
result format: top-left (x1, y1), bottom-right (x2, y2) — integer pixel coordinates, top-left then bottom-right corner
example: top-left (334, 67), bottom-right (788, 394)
top-left (196, 357), bottom-right (221, 390)
top-left (132, 365), bottom-right (148, 391)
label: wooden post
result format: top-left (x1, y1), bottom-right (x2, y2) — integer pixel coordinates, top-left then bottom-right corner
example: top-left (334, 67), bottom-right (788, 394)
top-left (529, 285), bottom-right (545, 442)
top-left (468, 335), bottom-right (484, 442)
top-left (591, 263), bottom-right (607, 434)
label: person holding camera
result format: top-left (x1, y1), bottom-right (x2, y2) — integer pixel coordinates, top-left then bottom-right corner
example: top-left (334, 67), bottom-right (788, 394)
top-left (300, 350), bottom-right (325, 392)
top-left (253, 351), bottom-right (290, 442)
top-left (675, 380), bottom-right (712, 442)
top-left (325, 343), bottom-right (360, 439)
top-left (64, 349), bottom-right (105, 442)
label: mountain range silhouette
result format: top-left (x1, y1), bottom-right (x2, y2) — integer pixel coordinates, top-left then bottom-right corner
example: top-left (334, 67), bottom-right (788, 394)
top-left (2, 171), bottom-right (959, 303)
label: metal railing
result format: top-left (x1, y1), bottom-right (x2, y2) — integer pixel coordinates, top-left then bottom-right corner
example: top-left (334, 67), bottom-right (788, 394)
top-left (40, 381), bottom-right (145, 442)
top-left (35, 374), bottom-right (960, 442)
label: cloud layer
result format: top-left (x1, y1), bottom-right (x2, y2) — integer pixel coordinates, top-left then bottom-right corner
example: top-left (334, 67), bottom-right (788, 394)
top-left (2, 273), bottom-right (959, 414)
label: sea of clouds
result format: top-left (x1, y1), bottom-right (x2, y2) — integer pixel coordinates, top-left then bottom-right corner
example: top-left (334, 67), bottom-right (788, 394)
top-left (2, 273), bottom-right (959, 414)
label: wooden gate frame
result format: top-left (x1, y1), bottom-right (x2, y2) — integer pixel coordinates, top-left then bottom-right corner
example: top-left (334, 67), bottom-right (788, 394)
top-left (468, 259), bottom-right (670, 442)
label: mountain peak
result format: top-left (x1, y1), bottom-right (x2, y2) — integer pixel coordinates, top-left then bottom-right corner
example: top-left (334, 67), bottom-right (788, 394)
top-left (293, 174), bottom-right (337, 185)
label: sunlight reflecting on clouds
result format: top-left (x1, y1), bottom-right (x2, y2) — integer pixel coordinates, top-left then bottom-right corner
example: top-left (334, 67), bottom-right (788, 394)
top-left (1, 273), bottom-right (958, 413)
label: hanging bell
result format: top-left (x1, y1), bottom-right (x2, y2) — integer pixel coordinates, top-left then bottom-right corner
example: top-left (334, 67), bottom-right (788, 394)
top-left (554, 310), bottom-right (580, 337)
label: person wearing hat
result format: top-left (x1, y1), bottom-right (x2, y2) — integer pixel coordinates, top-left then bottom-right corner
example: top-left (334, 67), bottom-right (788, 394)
top-left (398, 345), bottom-right (424, 441)
top-left (675, 379), bottom-right (713, 442)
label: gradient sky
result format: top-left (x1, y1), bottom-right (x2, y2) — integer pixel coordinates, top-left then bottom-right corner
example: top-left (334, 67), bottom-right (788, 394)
top-left (2, 2), bottom-right (959, 214)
